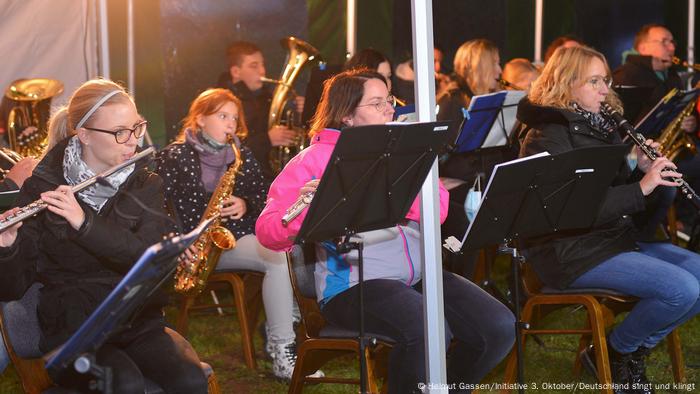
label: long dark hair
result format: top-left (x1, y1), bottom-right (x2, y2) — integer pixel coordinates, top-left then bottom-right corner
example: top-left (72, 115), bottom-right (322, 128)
top-left (308, 68), bottom-right (387, 136)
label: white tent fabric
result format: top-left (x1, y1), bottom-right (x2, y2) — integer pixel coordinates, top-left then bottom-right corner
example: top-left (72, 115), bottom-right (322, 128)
top-left (0, 0), bottom-right (97, 106)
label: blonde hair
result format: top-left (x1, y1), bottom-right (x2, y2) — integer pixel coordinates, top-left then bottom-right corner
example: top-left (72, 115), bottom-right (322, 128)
top-left (176, 88), bottom-right (249, 143)
top-left (528, 46), bottom-right (622, 113)
top-left (47, 79), bottom-right (132, 150)
top-left (502, 58), bottom-right (539, 90)
top-left (453, 39), bottom-right (500, 96)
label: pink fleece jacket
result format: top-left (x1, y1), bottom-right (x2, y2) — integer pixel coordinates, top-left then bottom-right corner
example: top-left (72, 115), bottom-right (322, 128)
top-left (255, 128), bottom-right (449, 252)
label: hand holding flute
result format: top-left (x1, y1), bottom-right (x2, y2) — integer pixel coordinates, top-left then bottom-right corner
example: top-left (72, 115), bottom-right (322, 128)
top-left (281, 178), bottom-right (318, 227)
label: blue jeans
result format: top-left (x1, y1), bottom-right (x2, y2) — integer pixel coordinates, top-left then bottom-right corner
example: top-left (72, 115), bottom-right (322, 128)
top-left (569, 242), bottom-right (700, 354)
top-left (0, 336), bottom-right (8, 373)
top-left (321, 270), bottom-right (515, 394)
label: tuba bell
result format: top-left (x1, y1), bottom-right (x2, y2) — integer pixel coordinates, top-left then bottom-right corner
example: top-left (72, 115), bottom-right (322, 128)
top-left (4, 78), bottom-right (63, 157)
top-left (266, 37), bottom-right (320, 174)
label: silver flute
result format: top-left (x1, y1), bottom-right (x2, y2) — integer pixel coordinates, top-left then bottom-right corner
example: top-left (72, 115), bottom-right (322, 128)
top-left (0, 147), bottom-right (155, 233)
top-left (281, 192), bottom-right (314, 227)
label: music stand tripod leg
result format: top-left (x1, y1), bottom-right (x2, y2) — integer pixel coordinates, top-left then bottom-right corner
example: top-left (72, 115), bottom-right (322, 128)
top-left (337, 236), bottom-right (372, 394)
top-left (73, 353), bottom-right (114, 394)
top-left (499, 243), bottom-right (529, 394)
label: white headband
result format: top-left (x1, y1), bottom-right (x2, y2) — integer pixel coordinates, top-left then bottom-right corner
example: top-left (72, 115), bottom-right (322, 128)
top-left (75, 90), bottom-right (122, 130)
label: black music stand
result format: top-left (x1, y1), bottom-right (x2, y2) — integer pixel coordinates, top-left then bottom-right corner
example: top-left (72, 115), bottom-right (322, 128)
top-left (295, 121), bottom-right (452, 394)
top-left (442, 92), bottom-right (523, 302)
top-left (44, 216), bottom-right (217, 393)
top-left (449, 145), bottom-right (628, 394)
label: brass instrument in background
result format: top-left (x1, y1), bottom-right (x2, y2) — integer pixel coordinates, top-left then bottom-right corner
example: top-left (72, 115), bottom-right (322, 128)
top-left (4, 78), bottom-right (63, 157)
top-left (657, 98), bottom-right (698, 161)
top-left (173, 136), bottom-right (242, 296)
top-left (496, 77), bottom-right (520, 90)
top-left (0, 147), bottom-right (22, 181)
top-left (672, 56), bottom-right (700, 72)
top-left (266, 36), bottom-right (320, 174)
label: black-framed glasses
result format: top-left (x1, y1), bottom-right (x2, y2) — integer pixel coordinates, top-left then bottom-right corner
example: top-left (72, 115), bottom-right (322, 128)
top-left (585, 75), bottom-right (612, 90)
top-left (84, 120), bottom-right (148, 144)
top-left (357, 95), bottom-right (397, 112)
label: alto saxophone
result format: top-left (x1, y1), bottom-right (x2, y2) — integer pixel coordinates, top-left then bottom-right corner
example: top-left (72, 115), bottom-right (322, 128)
top-left (173, 135), bottom-right (242, 295)
top-left (657, 97), bottom-right (698, 162)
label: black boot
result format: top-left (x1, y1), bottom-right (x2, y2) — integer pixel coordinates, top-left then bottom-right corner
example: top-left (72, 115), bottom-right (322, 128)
top-left (629, 346), bottom-right (654, 394)
top-left (579, 343), bottom-right (633, 393)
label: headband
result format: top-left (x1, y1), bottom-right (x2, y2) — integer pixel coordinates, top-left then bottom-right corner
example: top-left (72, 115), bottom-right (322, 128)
top-left (75, 90), bottom-right (122, 130)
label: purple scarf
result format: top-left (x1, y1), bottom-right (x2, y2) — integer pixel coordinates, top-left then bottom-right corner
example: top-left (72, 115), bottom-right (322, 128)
top-left (185, 129), bottom-right (236, 193)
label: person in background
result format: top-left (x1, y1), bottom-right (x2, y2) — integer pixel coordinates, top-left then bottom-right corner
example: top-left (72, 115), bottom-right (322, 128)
top-left (436, 39), bottom-right (508, 279)
top-left (501, 58), bottom-right (540, 91)
top-left (217, 41), bottom-right (300, 179)
top-left (0, 157), bottom-right (37, 191)
top-left (394, 47), bottom-right (450, 103)
top-left (437, 39), bottom-right (502, 122)
top-left (614, 24), bottom-right (698, 235)
top-left (543, 34), bottom-right (584, 64)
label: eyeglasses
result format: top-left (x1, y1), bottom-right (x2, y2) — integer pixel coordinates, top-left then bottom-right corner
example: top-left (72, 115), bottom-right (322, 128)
top-left (84, 120), bottom-right (148, 144)
top-left (585, 75), bottom-right (612, 90)
top-left (648, 38), bottom-right (676, 47)
top-left (356, 95), bottom-right (397, 112)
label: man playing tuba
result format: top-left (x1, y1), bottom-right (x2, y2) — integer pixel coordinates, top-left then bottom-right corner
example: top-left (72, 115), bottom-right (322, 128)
top-left (217, 41), bottom-right (301, 180)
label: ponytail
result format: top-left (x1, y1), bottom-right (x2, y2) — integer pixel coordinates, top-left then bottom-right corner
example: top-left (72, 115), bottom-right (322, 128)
top-left (46, 107), bottom-right (72, 151)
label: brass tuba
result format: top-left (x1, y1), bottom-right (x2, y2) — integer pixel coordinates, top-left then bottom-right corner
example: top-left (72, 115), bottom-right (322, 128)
top-left (4, 78), bottom-right (64, 157)
top-left (657, 98), bottom-right (697, 162)
top-left (266, 36), bottom-right (320, 174)
top-left (173, 136), bottom-right (242, 296)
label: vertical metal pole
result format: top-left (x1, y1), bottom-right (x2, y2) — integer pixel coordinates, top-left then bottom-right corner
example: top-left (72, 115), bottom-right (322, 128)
top-left (534, 0), bottom-right (543, 64)
top-left (688, 0), bottom-right (696, 89)
top-left (346, 0), bottom-right (357, 58)
top-left (411, 0), bottom-right (447, 392)
top-left (127, 0), bottom-right (135, 97)
top-left (97, 0), bottom-right (110, 79)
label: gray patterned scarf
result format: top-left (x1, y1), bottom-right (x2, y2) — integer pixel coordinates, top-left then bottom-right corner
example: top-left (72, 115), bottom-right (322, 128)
top-left (571, 102), bottom-right (617, 138)
top-left (62, 136), bottom-right (134, 212)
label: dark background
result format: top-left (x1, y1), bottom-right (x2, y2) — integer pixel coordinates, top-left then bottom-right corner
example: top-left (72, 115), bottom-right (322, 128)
top-left (104, 0), bottom-right (692, 145)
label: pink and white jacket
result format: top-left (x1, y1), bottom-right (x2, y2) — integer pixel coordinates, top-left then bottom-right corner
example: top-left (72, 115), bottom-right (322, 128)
top-left (256, 128), bottom-right (449, 303)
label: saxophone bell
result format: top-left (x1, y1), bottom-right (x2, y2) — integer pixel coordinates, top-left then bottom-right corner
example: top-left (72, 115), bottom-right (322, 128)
top-left (173, 136), bottom-right (241, 296)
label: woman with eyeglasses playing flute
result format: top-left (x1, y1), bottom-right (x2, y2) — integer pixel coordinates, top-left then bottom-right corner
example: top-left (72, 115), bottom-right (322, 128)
top-left (0, 79), bottom-right (207, 393)
top-left (256, 68), bottom-right (515, 394)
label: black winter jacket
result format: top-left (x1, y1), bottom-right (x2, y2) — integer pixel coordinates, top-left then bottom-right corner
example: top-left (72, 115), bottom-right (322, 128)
top-left (0, 138), bottom-right (171, 352)
top-left (517, 98), bottom-right (647, 289)
top-left (155, 141), bottom-right (269, 238)
top-left (612, 54), bottom-right (684, 127)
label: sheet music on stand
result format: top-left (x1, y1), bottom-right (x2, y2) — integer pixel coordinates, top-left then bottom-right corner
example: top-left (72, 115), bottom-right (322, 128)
top-left (634, 88), bottom-right (700, 137)
top-left (444, 145), bottom-right (629, 252)
top-left (453, 90), bottom-right (525, 153)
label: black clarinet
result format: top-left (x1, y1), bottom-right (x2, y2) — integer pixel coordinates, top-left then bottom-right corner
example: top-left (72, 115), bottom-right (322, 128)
top-left (602, 103), bottom-right (700, 209)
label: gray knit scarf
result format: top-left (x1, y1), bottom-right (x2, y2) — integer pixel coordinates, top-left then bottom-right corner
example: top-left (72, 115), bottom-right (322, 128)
top-left (62, 136), bottom-right (134, 212)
